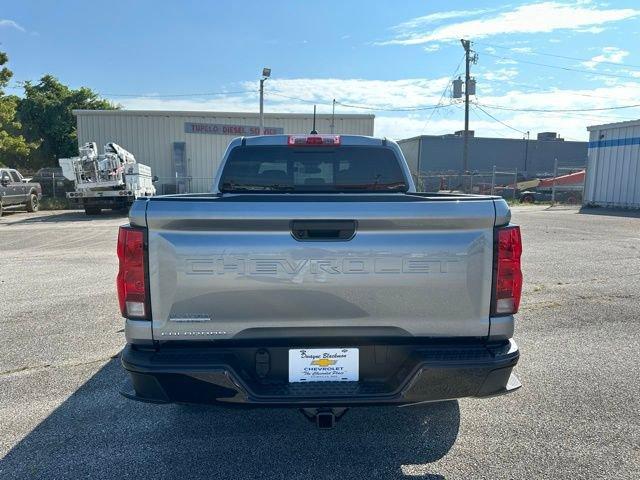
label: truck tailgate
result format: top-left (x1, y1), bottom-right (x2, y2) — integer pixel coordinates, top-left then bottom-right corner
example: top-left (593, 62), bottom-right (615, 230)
top-left (144, 197), bottom-right (497, 341)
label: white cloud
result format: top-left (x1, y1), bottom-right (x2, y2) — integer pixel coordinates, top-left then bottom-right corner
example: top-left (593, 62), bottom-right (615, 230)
top-left (246, 77), bottom-right (452, 111)
top-left (112, 77), bottom-right (454, 122)
top-left (380, 2), bottom-right (639, 45)
top-left (391, 8), bottom-right (496, 31)
top-left (511, 47), bottom-right (533, 54)
top-left (582, 46), bottom-right (629, 69)
top-left (0, 19), bottom-right (25, 32)
top-left (576, 26), bottom-right (605, 33)
top-left (481, 68), bottom-right (519, 81)
top-left (467, 82), bottom-right (640, 139)
top-left (423, 44), bottom-right (440, 52)
top-left (111, 77), bottom-right (640, 142)
top-left (116, 94), bottom-right (260, 113)
top-left (495, 58), bottom-right (518, 65)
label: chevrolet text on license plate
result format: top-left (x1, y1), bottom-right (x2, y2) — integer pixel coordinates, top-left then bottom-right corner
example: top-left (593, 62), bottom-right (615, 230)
top-left (288, 348), bottom-right (359, 382)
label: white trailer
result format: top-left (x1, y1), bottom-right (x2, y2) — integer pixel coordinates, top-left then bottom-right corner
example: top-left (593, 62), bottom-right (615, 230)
top-left (585, 119), bottom-right (640, 209)
top-left (60, 142), bottom-right (156, 214)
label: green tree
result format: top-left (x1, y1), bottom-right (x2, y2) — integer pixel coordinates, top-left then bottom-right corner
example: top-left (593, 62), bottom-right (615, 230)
top-left (0, 51), bottom-right (32, 167)
top-left (18, 75), bottom-right (118, 168)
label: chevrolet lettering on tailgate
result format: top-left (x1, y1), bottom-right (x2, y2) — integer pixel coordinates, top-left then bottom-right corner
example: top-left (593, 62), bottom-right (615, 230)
top-left (185, 254), bottom-right (461, 277)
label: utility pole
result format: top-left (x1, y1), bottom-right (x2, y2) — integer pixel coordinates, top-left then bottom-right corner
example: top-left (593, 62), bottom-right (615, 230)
top-left (461, 39), bottom-right (473, 175)
top-left (551, 158), bottom-right (558, 205)
top-left (523, 130), bottom-right (530, 174)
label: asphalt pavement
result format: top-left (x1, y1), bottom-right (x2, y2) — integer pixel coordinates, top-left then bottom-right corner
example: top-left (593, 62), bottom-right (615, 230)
top-left (0, 206), bottom-right (638, 479)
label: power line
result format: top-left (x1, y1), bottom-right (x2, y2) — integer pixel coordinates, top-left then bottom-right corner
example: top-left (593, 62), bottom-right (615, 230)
top-left (470, 104), bottom-right (603, 141)
top-left (481, 51), bottom-right (640, 81)
top-left (473, 100), bottom-right (640, 113)
top-left (422, 53), bottom-right (467, 133)
top-left (473, 104), bottom-right (526, 134)
top-left (268, 92), bottom-right (457, 112)
top-left (473, 99), bottom-right (638, 123)
top-left (495, 80), bottom-right (638, 102)
top-left (469, 106), bottom-right (510, 138)
top-left (521, 109), bottom-right (633, 121)
top-left (266, 91), bottom-right (323, 104)
top-left (100, 89), bottom-right (257, 98)
top-left (475, 40), bottom-right (640, 71)
top-left (335, 99), bottom-right (459, 112)
top-left (482, 105), bottom-right (634, 122)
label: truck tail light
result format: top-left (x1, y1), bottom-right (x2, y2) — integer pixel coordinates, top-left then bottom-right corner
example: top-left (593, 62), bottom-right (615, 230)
top-left (492, 225), bottom-right (523, 315)
top-left (117, 226), bottom-right (149, 319)
top-left (288, 135), bottom-right (341, 146)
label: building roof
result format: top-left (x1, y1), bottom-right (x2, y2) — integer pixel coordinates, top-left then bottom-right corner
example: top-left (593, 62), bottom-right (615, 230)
top-left (73, 109), bottom-right (374, 120)
top-left (586, 118), bottom-right (640, 131)
top-left (397, 134), bottom-right (587, 144)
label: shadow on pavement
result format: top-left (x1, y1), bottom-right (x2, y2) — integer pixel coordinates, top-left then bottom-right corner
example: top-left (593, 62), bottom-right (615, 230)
top-left (1, 359), bottom-right (459, 479)
top-left (579, 206), bottom-right (640, 218)
top-left (0, 210), bottom-right (127, 225)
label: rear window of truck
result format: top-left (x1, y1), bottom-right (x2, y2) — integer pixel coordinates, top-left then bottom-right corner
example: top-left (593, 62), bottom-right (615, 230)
top-left (219, 146), bottom-right (408, 193)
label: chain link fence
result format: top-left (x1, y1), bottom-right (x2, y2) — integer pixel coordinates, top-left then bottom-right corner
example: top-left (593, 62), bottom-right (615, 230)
top-left (28, 166), bottom-right (585, 207)
top-left (416, 163), bottom-right (586, 205)
top-left (417, 169), bottom-right (519, 198)
top-left (154, 177), bottom-right (216, 195)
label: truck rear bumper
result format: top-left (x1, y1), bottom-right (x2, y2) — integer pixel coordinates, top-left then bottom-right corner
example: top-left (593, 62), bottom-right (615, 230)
top-left (120, 339), bottom-right (520, 407)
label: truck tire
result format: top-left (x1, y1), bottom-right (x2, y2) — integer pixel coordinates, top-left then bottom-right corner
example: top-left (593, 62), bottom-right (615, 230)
top-left (26, 193), bottom-right (39, 212)
top-left (520, 194), bottom-right (535, 204)
top-left (84, 206), bottom-right (101, 215)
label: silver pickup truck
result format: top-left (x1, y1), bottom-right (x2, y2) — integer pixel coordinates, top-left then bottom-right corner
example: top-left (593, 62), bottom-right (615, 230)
top-left (118, 134), bottom-right (522, 427)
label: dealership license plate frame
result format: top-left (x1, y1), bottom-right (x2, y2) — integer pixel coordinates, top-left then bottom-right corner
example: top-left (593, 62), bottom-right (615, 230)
top-left (288, 348), bottom-right (359, 383)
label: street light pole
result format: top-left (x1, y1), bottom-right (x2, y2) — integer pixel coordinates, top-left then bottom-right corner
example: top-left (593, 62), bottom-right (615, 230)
top-left (259, 78), bottom-right (265, 135)
top-left (330, 99), bottom-right (336, 134)
top-left (259, 67), bottom-right (271, 135)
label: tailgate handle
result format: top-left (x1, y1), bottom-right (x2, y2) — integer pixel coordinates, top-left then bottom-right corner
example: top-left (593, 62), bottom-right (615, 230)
top-left (291, 220), bottom-right (356, 241)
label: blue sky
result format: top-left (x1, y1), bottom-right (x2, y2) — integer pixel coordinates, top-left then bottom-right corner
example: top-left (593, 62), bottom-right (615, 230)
top-left (2, 0), bottom-right (640, 140)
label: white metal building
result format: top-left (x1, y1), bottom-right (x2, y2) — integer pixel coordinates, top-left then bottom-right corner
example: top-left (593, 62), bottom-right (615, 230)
top-left (584, 119), bottom-right (640, 208)
top-left (74, 110), bottom-right (374, 193)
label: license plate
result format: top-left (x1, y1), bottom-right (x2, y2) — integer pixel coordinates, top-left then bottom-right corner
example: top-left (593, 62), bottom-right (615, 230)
top-left (288, 348), bottom-right (359, 383)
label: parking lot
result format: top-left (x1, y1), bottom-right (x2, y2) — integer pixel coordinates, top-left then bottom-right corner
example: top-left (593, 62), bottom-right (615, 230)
top-left (1, 206), bottom-right (639, 479)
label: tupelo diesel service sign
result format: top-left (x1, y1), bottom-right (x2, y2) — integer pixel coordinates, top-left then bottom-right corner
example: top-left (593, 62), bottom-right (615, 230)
top-left (184, 122), bottom-right (284, 136)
